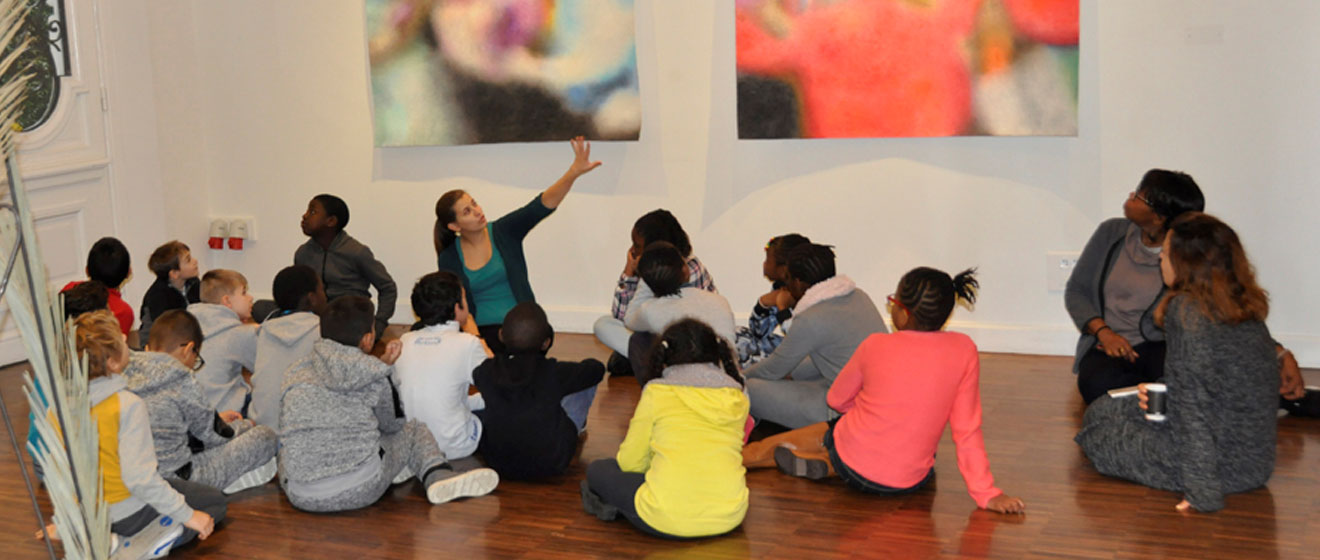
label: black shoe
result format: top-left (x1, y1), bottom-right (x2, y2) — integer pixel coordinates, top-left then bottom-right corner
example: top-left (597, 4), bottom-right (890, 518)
top-left (580, 480), bottom-right (619, 521)
top-left (1281, 388), bottom-right (1320, 418)
top-left (606, 352), bottom-right (634, 377)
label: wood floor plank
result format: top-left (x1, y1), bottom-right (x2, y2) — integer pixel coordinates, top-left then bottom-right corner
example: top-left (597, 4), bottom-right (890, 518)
top-left (1, 335), bottom-right (1317, 559)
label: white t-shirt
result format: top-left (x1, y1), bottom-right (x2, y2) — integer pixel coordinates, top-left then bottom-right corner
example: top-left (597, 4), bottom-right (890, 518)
top-left (393, 321), bottom-right (487, 459)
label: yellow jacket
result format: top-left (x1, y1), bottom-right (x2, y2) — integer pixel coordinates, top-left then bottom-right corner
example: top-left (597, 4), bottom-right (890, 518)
top-left (617, 364), bottom-right (749, 537)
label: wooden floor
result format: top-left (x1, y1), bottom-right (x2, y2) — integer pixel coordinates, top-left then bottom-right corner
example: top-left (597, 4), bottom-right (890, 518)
top-left (2, 334), bottom-right (1318, 559)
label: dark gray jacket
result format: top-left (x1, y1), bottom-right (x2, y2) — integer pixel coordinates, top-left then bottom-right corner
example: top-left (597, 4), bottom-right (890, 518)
top-left (279, 339), bottom-right (403, 484)
top-left (1075, 296), bottom-right (1278, 512)
top-left (1064, 218), bottom-right (1165, 372)
top-left (294, 231), bottom-right (397, 335)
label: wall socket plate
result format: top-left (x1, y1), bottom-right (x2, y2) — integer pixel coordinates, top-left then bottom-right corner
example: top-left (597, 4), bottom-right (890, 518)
top-left (209, 216), bottom-right (257, 242)
top-left (1046, 251), bottom-right (1081, 292)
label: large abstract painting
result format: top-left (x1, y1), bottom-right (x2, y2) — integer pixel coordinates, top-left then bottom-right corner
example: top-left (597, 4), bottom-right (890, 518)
top-left (368, 0), bottom-right (641, 147)
top-left (735, 0), bottom-right (1079, 139)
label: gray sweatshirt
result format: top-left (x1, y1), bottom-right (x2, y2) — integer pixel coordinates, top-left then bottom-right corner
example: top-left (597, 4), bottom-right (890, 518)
top-left (294, 231), bottom-right (397, 335)
top-left (743, 279), bottom-right (888, 383)
top-left (624, 282), bottom-right (737, 344)
top-left (250, 312), bottom-right (320, 431)
top-left (123, 352), bottom-right (247, 475)
top-left (188, 303), bottom-right (258, 413)
top-left (279, 339), bottom-right (403, 484)
top-left (1075, 296), bottom-right (1278, 512)
top-left (1064, 218), bottom-right (1166, 372)
top-left (88, 375), bottom-right (194, 523)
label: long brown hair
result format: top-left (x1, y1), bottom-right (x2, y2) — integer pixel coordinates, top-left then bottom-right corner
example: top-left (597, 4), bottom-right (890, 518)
top-left (433, 189), bottom-right (467, 256)
top-left (1155, 212), bottom-right (1268, 326)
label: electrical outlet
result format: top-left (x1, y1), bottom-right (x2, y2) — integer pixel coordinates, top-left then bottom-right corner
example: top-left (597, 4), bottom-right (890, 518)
top-left (1046, 251), bottom-right (1080, 292)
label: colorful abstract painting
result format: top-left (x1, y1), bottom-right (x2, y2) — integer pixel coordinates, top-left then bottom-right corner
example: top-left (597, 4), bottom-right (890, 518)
top-left (367, 0), bottom-right (641, 146)
top-left (735, 0), bottom-right (1079, 138)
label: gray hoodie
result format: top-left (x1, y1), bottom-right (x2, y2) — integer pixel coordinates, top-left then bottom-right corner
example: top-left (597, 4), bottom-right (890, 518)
top-left (188, 303), bottom-right (258, 413)
top-left (123, 352), bottom-right (246, 475)
top-left (279, 339), bottom-right (403, 484)
top-left (88, 375), bottom-right (194, 523)
top-left (251, 312), bottom-right (320, 431)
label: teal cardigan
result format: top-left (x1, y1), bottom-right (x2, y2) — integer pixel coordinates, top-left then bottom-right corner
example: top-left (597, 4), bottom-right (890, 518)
top-left (437, 194), bottom-right (556, 322)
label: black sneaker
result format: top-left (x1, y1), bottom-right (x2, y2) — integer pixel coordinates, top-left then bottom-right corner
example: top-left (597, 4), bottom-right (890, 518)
top-left (1281, 387), bottom-right (1320, 418)
top-left (606, 352), bottom-right (634, 377)
top-left (580, 480), bottom-right (619, 521)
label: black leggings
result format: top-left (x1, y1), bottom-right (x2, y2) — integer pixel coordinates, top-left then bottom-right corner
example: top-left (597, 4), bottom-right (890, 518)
top-left (1077, 341), bottom-right (1166, 405)
top-left (113, 478), bottom-right (227, 547)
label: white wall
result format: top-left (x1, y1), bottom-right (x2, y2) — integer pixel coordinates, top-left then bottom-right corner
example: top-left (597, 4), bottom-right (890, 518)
top-left (107, 0), bottom-right (1319, 365)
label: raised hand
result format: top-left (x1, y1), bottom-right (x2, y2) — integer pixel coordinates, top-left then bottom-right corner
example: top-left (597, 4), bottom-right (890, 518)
top-left (567, 136), bottom-right (603, 178)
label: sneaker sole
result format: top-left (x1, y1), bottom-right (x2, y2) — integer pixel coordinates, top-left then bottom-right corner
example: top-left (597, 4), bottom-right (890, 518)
top-left (427, 468), bottom-right (499, 504)
top-left (774, 446), bottom-right (830, 480)
top-left (223, 457), bottom-right (278, 494)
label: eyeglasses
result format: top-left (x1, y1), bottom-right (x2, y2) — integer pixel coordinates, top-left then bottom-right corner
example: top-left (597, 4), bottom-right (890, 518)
top-left (191, 354), bottom-right (206, 372)
top-left (1130, 190), bottom-right (1153, 206)
top-left (886, 294), bottom-right (909, 315)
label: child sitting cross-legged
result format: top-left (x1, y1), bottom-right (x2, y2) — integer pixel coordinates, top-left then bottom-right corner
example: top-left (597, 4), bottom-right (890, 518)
top-left (742, 267), bottom-right (1025, 514)
top-left (394, 271), bottom-right (492, 463)
top-left (40, 310), bottom-right (227, 548)
top-left (126, 309), bottom-right (279, 494)
top-left (279, 296), bottom-right (498, 512)
top-left (472, 302), bottom-right (604, 480)
top-left (582, 319), bottom-right (749, 539)
top-left (250, 265), bottom-right (326, 431)
top-left (188, 270), bottom-right (258, 414)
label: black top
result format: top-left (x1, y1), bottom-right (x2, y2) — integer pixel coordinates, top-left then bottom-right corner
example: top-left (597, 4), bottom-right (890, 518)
top-left (472, 355), bottom-right (603, 480)
top-left (139, 276), bottom-right (200, 343)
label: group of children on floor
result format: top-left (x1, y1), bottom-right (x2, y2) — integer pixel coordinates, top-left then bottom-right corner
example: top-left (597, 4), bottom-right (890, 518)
top-left (31, 165), bottom-right (1304, 552)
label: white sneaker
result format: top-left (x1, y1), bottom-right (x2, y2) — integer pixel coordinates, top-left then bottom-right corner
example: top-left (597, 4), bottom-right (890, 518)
top-left (110, 514), bottom-right (184, 560)
top-left (426, 468), bottom-right (499, 505)
top-left (223, 457), bottom-right (277, 494)
top-left (392, 466), bottom-right (414, 484)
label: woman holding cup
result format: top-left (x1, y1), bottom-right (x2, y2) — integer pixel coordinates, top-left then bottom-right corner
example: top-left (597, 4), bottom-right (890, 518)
top-left (1075, 212), bottom-right (1279, 513)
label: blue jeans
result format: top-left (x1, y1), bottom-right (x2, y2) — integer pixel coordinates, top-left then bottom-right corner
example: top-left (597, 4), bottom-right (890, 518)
top-left (824, 418), bottom-right (933, 495)
top-left (560, 386), bottom-right (597, 433)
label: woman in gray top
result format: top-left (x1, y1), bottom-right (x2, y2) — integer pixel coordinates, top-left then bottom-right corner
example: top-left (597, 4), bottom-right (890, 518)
top-left (1076, 213), bottom-right (1277, 512)
top-left (1064, 169), bottom-right (1205, 403)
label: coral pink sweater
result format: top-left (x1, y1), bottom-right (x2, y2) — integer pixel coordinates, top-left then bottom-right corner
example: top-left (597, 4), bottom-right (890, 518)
top-left (828, 330), bottom-right (1002, 508)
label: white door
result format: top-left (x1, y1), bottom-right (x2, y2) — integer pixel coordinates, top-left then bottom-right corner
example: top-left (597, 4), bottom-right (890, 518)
top-left (0, 0), bottom-right (118, 366)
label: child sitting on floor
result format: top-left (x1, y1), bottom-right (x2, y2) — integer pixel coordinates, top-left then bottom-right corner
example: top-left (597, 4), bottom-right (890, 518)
top-left (52, 310), bottom-right (227, 547)
top-left (188, 270), bottom-right (258, 414)
top-left (394, 271), bottom-right (492, 462)
top-left (623, 241), bottom-right (736, 383)
top-left (472, 302), bottom-right (604, 480)
top-left (295, 193), bottom-right (397, 338)
top-left (582, 319), bottom-right (749, 539)
top-left (126, 309), bottom-right (279, 494)
top-left (742, 267), bottom-right (1025, 514)
top-left (734, 233), bottom-right (810, 368)
top-left (279, 296), bottom-right (498, 512)
top-left (250, 265), bottom-right (326, 431)
top-left (62, 237), bottom-right (135, 336)
top-left (139, 240), bottom-right (201, 344)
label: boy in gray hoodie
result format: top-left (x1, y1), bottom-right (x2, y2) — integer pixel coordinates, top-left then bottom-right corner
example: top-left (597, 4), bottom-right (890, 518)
top-left (189, 270), bottom-right (258, 414)
top-left (279, 296), bottom-right (498, 512)
top-left (127, 309), bottom-right (279, 494)
top-left (250, 265), bottom-right (326, 431)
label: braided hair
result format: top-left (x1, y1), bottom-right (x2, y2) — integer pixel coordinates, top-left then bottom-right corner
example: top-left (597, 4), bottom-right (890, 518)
top-left (646, 318), bottom-right (743, 388)
top-left (893, 267), bottom-right (979, 331)
top-left (786, 243), bottom-right (836, 287)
